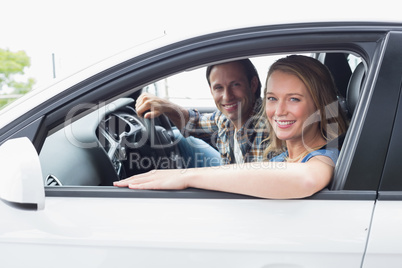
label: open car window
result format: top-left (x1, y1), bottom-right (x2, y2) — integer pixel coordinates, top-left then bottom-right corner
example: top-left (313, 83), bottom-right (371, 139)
top-left (143, 55), bottom-right (303, 109)
top-left (39, 51), bottom-right (366, 200)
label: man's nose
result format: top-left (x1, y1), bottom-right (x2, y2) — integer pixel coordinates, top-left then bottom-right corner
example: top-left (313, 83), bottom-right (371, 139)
top-left (222, 88), bottom-right (234, 101)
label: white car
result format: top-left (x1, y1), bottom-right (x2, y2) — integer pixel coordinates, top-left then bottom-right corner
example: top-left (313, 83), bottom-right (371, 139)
top-left (1, 22), bottom-right (402, 267)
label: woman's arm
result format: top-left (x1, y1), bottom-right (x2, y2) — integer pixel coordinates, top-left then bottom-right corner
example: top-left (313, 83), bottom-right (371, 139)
top-left (113, 156), bottom-right (334, 199)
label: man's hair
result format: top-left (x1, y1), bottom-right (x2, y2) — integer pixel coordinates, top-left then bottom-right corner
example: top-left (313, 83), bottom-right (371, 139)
top-left (206, 59), bottom-right (262, 98)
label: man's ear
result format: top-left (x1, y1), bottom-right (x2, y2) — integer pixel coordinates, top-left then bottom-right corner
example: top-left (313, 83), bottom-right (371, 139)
top-left (251, 76), bottom-right (259, 94)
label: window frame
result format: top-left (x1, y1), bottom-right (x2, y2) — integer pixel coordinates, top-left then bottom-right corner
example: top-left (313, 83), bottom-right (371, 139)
top-left (10, 24), bottom-right (397, 201)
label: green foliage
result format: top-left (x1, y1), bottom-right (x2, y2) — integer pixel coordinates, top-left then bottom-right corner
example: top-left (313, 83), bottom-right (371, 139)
top-left (0, 98), bottom-right (14, 108)
top-left (0, 48), bottom-right (36, 108)
top-left (8, 77), bottom-right (36, 94)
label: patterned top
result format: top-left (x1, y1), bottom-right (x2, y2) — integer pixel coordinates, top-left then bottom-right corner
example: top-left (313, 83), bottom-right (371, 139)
top-left (183, 98), bottom-right (270, 164)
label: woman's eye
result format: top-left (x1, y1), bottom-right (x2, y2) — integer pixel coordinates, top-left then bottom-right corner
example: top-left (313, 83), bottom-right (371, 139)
top-left (267, 96), bottom-right (276, 101)
top-left (290, 97), bottom-right (300, 102)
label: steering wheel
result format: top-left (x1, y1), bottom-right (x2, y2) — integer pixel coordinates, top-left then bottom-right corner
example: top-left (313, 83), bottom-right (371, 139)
top-left (143, 114), bottom-right (182, 169)
top-left (102, 105), bottom-right (183, 181)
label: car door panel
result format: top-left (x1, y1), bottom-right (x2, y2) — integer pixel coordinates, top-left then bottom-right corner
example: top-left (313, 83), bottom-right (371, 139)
top-left (363, 66), bottom-right (402, 267)
top-left (0, 196), bottom-right (374, 267)
top-left (362, 197), bottom-right (402, 268)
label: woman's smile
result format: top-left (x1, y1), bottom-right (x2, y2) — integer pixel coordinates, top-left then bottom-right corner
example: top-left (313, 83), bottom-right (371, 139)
top-left (275, 119), bottom-right (296, 129)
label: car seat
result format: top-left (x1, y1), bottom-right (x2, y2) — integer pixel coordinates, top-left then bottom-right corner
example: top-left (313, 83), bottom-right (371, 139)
top-left (328, 61), bottom-right (366, 190)
top-left (346, 62), bottom-right (365, 117)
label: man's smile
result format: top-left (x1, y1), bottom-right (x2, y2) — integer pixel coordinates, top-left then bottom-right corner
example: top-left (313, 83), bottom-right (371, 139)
top-left (222, 102), bottom-right (239, 112)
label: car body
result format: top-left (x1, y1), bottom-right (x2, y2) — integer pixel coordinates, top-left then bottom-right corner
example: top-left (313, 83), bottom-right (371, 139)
top-left (1, 21), bottom-right (402, 267)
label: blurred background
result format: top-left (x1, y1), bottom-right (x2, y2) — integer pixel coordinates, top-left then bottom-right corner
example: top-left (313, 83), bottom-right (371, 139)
top-left (0, 0), bottom-right (396, 108)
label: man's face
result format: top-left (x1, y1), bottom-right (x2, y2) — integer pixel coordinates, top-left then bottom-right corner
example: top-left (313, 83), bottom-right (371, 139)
top-left (209, 62), bottom-right (257, 129)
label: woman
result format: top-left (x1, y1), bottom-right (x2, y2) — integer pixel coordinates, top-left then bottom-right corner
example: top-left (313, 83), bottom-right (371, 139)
top-left (263, 55), bottom-right (348, 163)
top-left (114, 55), bottom-right (348, 199)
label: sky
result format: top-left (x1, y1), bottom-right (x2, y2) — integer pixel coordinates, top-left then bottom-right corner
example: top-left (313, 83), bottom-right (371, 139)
top-left (1, 0), bottom-right (400, 91)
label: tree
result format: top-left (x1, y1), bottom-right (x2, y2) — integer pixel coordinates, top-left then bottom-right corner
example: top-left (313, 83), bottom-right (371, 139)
top-left (0, 48), bottom-right (35, 94)
top-left (0, 48), bottom-right (35, 108)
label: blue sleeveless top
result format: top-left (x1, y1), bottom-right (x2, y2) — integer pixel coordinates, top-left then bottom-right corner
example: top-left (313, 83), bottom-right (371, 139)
top-left (269, 147), bottom-right (339, 164)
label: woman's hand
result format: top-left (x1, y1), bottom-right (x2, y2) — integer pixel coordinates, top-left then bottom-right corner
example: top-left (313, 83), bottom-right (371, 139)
top-left (113, 169), bottom-right (190, 190)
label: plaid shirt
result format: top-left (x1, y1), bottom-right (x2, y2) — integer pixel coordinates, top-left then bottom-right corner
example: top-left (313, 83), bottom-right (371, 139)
top-left (184, 98), bottom-right (270, 164)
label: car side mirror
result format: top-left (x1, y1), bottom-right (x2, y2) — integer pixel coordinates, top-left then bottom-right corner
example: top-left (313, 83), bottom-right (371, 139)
top-left (0, 137), bottom-right (45, 210)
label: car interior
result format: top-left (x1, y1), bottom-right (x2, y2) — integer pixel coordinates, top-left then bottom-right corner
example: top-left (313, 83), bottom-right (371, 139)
top-left (39, 51), bottom-right (366, 191)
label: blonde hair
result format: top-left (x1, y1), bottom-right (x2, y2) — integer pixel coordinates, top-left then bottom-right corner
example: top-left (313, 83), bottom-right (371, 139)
top-left (260, 55), bottom-right (348, 157)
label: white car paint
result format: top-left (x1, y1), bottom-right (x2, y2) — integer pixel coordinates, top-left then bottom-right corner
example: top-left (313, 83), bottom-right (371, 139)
top-left (0, 137), bottom-right (44, 209)
top-left (1, 22), bottom-right (400, 267)
top-left (0, 192), bottom-right (374, 267)
top-left (362, 200), bottom-right (402, 267)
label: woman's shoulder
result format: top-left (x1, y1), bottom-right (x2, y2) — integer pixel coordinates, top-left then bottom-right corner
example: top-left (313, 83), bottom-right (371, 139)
top-left (301, 147), bottom-right (340, 164)
top-left (268, 141), bottom-right (341, 164)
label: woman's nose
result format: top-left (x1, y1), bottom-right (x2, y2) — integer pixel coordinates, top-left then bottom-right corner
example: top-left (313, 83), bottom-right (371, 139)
top-left (275, 101), bottom-right (287, 116)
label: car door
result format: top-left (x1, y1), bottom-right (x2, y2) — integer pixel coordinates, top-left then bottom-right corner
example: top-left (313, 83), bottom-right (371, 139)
top-left (0, 167), bottom-right (375, 268)
top-left (362, 52), bottom-right (402, 267)
top-left (0, 23), bottom-right (399, 267)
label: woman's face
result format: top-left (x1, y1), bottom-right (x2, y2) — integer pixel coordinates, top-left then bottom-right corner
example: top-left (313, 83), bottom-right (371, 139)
top-left (265, 70), bottom-right (320, 144)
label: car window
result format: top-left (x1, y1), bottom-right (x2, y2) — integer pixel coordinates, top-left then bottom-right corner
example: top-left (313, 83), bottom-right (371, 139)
top-left (143, 55), bottom-right (293, 108)
top-left (40, 52), bottom-right (357, 194)
top-left (143, 67), bottom-right (214, 108)
top-left (347, 54), bottom-right (362, 71)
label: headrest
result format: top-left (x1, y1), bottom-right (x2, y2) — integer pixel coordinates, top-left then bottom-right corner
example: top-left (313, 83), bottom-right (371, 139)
top-left (346, 62), bottom-right (365, 116)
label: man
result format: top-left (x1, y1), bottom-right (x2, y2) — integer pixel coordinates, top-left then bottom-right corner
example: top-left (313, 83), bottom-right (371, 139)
top-left (135, 59), bottom-right (269, 166)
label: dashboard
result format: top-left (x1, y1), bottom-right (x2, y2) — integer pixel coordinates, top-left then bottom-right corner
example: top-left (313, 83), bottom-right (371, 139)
top-left (97, 109), bottom-right (147, 179)
top-left (39, 98), bottom-right (178, 186)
